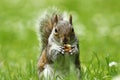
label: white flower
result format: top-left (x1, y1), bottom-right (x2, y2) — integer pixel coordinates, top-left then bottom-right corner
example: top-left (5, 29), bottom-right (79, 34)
top-left (112, 75), bottom-right (120, 80)
top-left (109, 61), bottom-right (117, 67)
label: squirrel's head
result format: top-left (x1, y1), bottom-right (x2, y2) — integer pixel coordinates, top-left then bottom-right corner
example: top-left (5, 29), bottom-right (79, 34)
top-left (52, 14), bottom-right (76, 45)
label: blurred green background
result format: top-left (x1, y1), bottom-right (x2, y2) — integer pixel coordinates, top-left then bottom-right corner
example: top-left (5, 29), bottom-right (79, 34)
top-left (0, 0), bottom-right (120, 80)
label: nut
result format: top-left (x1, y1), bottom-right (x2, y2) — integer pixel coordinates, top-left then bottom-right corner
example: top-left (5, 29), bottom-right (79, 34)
top-left (64, 44), bottom-right (72, 52)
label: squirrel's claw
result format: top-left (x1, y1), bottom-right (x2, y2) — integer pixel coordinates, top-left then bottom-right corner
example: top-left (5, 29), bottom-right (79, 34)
top-left (69, 49), bottom-right (73, 55)
top-left (58, 46), bottom-right (65, 54)
top-left (61, 48), bottom-right (65, 54)
top-left (69, 47), bottom-right (76, 55)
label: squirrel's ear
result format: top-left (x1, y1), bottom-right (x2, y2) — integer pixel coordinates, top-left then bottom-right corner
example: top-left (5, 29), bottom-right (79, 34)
top-left (54, 14), bottom-right (58, 24)
top-left (69, 15), bottom-right (72, 25)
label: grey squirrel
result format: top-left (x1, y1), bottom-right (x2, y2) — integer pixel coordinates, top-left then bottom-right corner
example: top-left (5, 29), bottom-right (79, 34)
top-left (37, 9), bottom-right (80, 80)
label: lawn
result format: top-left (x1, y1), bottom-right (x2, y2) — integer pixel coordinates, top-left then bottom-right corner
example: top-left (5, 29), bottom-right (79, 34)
top-left (0, 0), bottom-right (120, 80)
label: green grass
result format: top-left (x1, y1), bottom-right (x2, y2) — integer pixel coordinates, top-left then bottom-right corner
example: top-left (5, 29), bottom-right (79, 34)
top-left (0, 0), bottom-right (120, 80)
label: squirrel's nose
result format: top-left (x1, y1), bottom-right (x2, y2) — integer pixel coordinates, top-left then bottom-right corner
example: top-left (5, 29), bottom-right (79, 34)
top-left (63, 37), bottom-right (68, 44)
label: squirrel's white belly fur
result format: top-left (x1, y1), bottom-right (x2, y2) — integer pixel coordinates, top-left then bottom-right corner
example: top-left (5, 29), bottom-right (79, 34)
top-left (42, 64), bottom-right (64, 80)
top-left (40, 54), bottom-right (76, 80)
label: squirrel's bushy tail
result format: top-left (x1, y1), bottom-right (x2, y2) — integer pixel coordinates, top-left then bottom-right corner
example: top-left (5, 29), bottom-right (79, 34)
top-left (38, 8), bottom-right (62, 50)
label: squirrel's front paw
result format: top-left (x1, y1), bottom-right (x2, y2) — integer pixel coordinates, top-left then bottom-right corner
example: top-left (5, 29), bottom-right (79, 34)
top-left (58, 46), bottom-right (65, 54)
top-left (69, 46), bottom-right (78, 55)
top-left (51, 45), bottom-right (65, 54)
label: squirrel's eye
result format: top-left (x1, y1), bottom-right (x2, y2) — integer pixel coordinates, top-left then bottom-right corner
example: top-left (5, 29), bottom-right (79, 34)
top-left (55, 28), bottom-right (58, 33)
top-left (72, 28), bottom-right (74, 32)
